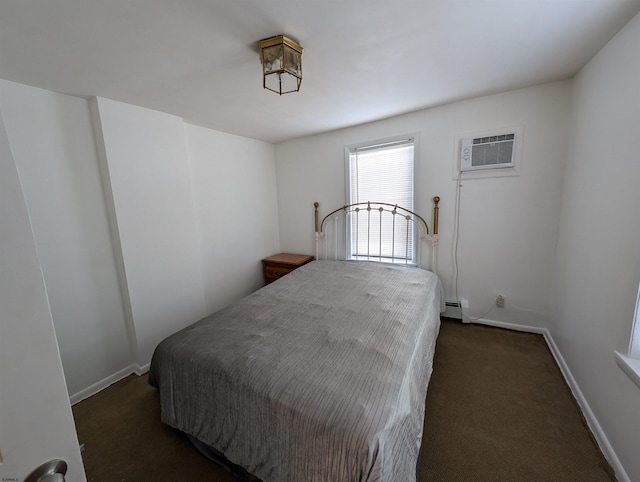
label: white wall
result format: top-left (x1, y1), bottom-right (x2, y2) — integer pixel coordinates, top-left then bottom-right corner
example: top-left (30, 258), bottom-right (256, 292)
top-left (0, 108), bottom-right (85, 481)
top-left (276, 81), bottom-right (571, 328)
top-left (0, 80), bottom-right (280, 404)
top-left (185, 124), bottom-right (279, 314)
top-left (550, 11), bottom-right (640, 482)
top-left (0, 81), bottom-right (132, 398)
top-left (92, 98), bottom-right (207, 365)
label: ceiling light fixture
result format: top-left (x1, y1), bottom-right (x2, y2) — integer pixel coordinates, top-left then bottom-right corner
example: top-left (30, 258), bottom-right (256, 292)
top-left (259, 35), bottom-right (303, 95)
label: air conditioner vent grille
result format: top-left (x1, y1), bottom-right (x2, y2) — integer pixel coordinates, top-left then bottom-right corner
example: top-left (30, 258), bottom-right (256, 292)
top-left (472, 133), bottom-right (514, 145)
top-left (460, 133), bottom-right (516, 172)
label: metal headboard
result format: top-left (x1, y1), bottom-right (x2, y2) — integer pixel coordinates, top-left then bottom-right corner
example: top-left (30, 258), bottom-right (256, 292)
top-left (314, 196), bottom-right (440, 273)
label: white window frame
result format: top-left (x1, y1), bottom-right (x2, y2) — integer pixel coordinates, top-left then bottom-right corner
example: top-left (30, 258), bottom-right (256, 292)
top-left (344, 134), bottom-right (417, 264)
top-left (615, 281), bottom-right (640, 389)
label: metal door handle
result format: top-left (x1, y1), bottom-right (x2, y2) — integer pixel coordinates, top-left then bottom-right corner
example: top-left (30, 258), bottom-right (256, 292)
top-left (24, 459), bottom-right (67, 482)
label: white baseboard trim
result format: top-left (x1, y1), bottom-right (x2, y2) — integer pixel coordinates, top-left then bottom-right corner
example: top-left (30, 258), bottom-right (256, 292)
top-left (471, 318), bottom-right (629, 482)
top-left (69, 362), bottom-right (148, 406)
top-left (543, 332), bottom-right (629, 482)
top-left (470, 317), bottom-right (547, 334)
top-left (134, 362), bottom-right (150, 376)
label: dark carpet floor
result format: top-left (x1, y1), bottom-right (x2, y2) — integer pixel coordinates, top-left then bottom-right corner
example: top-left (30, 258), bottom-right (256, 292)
top-left (72, 319), bottom-right (615, 481)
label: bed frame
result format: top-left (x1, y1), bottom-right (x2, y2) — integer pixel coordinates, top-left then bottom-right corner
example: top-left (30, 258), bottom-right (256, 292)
top-left (314, 196), bottom-right (440, 273)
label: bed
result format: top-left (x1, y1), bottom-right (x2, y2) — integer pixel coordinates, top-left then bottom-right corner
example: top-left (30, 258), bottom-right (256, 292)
top-left (148, 198), bottom-right (443, 482)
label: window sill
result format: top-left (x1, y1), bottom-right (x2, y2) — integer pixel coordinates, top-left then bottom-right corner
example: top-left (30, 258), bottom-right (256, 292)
top-left (615, 351), bottom-right (640, 389)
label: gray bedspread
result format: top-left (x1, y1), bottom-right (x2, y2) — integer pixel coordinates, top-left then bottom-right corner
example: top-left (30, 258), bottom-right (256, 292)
top-left (149, 260), bottom-right (442, 482)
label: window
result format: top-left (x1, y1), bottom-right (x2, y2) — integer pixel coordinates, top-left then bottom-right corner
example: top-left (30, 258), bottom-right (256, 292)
top-left (347, 137), bottom-right (415, 263)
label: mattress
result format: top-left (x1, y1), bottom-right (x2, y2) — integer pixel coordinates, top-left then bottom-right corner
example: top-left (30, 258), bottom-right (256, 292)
top-left (148, 260), bottom-right (443, 481)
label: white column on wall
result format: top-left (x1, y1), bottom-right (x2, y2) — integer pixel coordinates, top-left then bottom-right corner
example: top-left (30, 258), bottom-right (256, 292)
top-left (91, 97), bottom-right (206, 365)
top-left (0, 80), bottom-right (133, 401)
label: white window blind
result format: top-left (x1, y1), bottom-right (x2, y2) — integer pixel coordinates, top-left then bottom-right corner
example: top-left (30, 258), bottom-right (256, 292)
top-left (348, 139), bottom-right (415, 262)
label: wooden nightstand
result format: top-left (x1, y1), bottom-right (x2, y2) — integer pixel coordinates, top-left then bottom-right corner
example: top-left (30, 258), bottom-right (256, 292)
top-left (262, 253), bottom-right (314, 284)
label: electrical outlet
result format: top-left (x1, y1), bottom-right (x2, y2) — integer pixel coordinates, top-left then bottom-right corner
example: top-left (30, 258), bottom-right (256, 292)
top-left (496, 294), bottom-right (505, 308)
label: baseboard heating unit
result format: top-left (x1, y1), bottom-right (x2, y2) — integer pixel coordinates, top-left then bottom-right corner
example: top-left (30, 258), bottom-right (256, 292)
top-left (443, 301), bottom-right (463, 321)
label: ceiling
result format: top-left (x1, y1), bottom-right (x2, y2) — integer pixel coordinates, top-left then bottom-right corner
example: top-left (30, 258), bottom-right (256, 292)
top-left (1, 1), bottom-right (639, 144)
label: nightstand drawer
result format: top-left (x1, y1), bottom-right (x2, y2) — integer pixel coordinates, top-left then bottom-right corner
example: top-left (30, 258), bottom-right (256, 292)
top-left (265, 265), bottom-right (294, 281)
top-left (261, 253), bottom-right (314, 284)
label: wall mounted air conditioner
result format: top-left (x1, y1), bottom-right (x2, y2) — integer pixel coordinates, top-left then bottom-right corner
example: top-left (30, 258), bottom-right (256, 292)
top-left (460, 133), bottom-right (515, 172)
